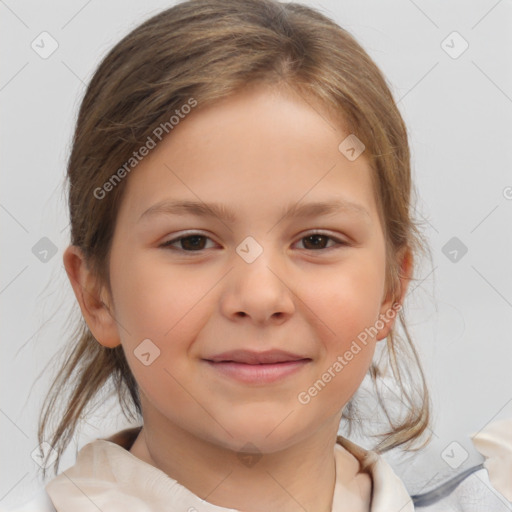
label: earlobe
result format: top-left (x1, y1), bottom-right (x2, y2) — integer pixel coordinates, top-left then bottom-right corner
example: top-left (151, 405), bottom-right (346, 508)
top-left (376, 247), bottom-right (413, 342)
top-left (62, 245), bottom-right (121, 348)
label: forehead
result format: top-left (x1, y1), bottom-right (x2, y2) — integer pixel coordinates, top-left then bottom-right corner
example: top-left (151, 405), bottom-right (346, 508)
top-left (117, 84), bottom-right (380, 227)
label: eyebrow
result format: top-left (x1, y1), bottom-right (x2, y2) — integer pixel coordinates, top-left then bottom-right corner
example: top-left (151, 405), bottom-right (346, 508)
top-left (138, 198), bottom-right (371, 224)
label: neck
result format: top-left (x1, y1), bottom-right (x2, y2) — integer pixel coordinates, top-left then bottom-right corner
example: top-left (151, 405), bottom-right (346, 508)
top-left (129, 407), bottom-right (366, 512)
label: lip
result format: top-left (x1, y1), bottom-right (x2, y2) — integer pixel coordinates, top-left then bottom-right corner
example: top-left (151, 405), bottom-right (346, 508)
top-left (203, 349), bottom-right (311, 384)
top-left (206, 349), bottom-right (308, 364)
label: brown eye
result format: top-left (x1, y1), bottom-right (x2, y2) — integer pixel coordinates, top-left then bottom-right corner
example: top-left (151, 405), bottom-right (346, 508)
top-left (298, 233), bottom-right (346, 251)
top-left (161, 234), bottom-right (213, 251)
top-left (160, 232), bottom-right (347, 254)
top-left (180, 235), bottom-right (207, 250)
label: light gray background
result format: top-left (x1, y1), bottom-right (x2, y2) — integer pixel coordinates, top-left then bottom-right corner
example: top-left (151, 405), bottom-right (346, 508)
top-left (1, 0), bottom-right (511, 508)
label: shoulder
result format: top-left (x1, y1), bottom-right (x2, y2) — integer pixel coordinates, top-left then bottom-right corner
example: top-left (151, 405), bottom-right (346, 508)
top-left (3, 488), bottom-right (56, 512)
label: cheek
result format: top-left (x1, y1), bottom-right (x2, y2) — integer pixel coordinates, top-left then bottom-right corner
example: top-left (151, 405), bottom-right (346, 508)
top-left (110, 256), bottom-right (207, 414)
top-left (295, 252), bottom-right (385, 406)
top-left (306, 252), bottom-right (386, 343)
top-left (109, 253), bottom-right (214, 393)
top-left (110, 251), bottom-right (206, 341)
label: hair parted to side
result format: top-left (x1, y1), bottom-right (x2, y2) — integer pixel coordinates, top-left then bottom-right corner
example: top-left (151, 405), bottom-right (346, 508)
top-left (38, 0), bottom-right (433, 479)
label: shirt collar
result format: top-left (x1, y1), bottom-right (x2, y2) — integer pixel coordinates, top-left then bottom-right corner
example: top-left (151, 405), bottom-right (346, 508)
top-left (46, 427), bottom-right (414, 511)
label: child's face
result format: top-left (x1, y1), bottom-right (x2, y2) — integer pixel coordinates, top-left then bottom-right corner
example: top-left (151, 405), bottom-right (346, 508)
top-left (97, 84), bottom-right (405, 452)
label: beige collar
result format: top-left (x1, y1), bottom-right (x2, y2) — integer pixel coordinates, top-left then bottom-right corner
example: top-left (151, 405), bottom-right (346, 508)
top-left (46, 427), bottom-right (414, 511)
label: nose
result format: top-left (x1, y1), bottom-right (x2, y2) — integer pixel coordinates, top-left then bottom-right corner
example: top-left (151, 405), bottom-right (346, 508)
top-left (219, 248), bottom-right (296, 325)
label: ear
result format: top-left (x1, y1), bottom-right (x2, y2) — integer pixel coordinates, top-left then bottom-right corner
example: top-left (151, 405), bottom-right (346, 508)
top-left (62, 245), bottom-right (121, 348)
top-left (375, 246), bottom-right (413, 342)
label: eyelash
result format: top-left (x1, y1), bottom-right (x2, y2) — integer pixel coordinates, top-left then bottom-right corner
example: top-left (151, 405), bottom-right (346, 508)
top-left (159, 231), bottom-right (349, 254)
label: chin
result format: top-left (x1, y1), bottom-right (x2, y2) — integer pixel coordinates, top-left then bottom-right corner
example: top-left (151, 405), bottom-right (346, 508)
top-left (201, 416), bottom-right (312, 455)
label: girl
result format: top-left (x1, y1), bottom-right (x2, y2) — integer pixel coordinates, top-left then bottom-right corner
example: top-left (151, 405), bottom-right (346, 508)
top-left (7, 0), bottom-right (511, 510)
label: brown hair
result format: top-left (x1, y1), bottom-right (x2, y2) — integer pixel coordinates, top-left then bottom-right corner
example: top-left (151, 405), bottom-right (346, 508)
top-left (38, 0), bottom-right (432, 479)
